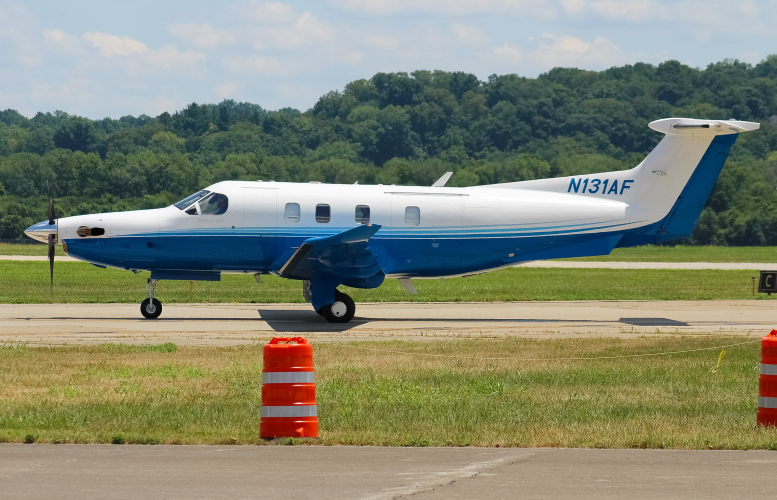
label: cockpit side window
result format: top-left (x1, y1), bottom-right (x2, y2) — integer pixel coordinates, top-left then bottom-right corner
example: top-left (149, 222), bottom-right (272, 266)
top-left (199, 193), bottom-right (229, 215)
top-left (178, 191), bottom-right (228, 216)
top-left (175, 190), bottom-right (210, 210)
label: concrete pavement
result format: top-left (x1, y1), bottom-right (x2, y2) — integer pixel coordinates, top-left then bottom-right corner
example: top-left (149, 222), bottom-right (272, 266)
top-left (0, 300), bottom-right (773, 346)
top-left (1, 445), bottom-right (775, 499)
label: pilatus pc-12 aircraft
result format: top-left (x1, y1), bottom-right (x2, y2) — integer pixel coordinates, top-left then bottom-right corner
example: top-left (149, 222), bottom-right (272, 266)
top-left (26, 118), bottom-right (758, 323)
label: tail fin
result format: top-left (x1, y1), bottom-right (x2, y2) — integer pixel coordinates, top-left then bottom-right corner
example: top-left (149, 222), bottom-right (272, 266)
top-left (486, 118), bottom-right (759, 244)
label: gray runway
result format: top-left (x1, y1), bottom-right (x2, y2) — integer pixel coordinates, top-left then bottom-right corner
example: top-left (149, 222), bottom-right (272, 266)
top-left (0, 300), bottom-right (774, 345)
top-left (1, 445), bottom-right (776, 499)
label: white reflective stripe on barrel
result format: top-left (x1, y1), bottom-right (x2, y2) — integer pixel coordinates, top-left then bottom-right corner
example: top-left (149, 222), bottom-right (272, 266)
top-left (758, 397), bottom-right (777, 409)
top-left (261, 405), bottom-right (318, 418)
top-left (761, 364), bottom-right (777, 376)
top-left (262, 372), bottom-right (315, 384)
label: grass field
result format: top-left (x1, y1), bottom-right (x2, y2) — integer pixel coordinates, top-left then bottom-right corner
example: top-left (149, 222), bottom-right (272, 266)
top-left (0, 338), bottom-right (773, 448)
top-left (562, 245), bottom-right (777, 263)
top-left (0, 243), bottom-right (67, 257)
top-left (0, 260), bottom-right (772, 303)
top-left (2, 243), bottom-right (777, 262)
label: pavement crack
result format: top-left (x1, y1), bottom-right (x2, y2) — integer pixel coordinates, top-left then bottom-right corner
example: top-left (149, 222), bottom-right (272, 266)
top-left (364, 452), bottom-right (534, 500)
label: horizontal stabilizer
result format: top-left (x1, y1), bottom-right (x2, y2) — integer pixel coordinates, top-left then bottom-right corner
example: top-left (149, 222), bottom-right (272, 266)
top-left (649, 118), bottom-right (759, 135)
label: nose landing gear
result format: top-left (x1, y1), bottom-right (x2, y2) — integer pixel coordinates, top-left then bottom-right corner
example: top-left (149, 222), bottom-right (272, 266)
top-left (140, 278), bottom-right (162, 319)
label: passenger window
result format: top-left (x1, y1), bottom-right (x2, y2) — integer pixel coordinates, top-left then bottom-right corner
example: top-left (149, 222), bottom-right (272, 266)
top-left (355, 205), bottom-right (370, 225)
top-left (405, 206), bottom-right (420, 226)
top-left (284, 203), bottom-right (300, 223)
top-left (316, 204), bottom-right (330, 223)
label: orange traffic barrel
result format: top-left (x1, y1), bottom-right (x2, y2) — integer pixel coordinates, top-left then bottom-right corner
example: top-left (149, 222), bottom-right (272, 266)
top-left (758, 330), bottom-right (777, 426)
top-left (260, 337), bottom-right (318, 438)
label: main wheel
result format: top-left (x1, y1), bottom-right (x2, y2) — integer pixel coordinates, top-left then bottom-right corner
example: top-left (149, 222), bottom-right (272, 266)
top-left (319, 291), bottom-right (355, 323)
top-left (140, 298), bottom-right (162, 319)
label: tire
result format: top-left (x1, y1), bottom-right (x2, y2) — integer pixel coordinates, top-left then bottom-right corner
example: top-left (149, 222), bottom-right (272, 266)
top-left (140, 298), bottom-right (162, 319)
top-left (320, 291), bottom-right (355, 323)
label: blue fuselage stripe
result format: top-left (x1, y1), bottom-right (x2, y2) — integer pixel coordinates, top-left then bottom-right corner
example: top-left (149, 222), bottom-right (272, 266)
top-left (65, 219), bottom-right (644, 277)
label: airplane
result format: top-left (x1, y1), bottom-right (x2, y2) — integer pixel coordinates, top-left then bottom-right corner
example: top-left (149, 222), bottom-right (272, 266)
top-left (25, 118), bottom-right (759, 323)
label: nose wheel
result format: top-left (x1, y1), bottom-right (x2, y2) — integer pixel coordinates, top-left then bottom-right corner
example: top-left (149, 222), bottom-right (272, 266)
top-left (317, 290), bottom-right (355, 323)
top-left (140, 298), bottom-right (162, 319)
top-left (140, 278), bottom-right (162, 319)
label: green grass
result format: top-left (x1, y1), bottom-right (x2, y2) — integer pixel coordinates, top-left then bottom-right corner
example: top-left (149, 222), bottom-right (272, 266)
top-left (562, 245), bottom-right (777, 262)
top-left (0, 260), bottom-right (772, 303)
top-left (0, 243), bottom-right (66, 256)
top-left (0, 338), bottom-right (773, 448)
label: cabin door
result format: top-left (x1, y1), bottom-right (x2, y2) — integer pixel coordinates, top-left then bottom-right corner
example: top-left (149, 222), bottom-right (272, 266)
top-left (242, 187), bottom-right (277, 270)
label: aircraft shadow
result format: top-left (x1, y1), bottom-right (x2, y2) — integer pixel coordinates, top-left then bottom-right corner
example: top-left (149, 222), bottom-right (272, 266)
top-left (255, 312), bottom-right (692, 332)
top-left (31, 314), bottom-right (690, 332)
top-left (257, 309), bottom-right (366, 332)
top-left (619, 317), bottom-right (690, 327)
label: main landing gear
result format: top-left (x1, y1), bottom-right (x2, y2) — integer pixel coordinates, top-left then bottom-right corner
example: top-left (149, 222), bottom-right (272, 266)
top-left (317, 290), bottom-right (355, 324)
top-left (140, 278), bottom-right (162, 319)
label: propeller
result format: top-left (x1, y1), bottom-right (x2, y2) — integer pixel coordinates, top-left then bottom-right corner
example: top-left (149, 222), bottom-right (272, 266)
top-left (47, 197), bottom-right (55, 225)
top-left (47, 198), bottom-right (56, 290)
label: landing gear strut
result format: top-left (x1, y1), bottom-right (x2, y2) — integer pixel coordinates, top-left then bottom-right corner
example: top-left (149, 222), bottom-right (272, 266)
top-left (140, 278), bottom-right (162, 319)
top-left (318, 290), bottom-right (355, 323)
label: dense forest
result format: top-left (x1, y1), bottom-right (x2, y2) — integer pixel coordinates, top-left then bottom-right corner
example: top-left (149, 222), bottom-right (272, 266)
top-left (2, 56), bottom-right (777, 244)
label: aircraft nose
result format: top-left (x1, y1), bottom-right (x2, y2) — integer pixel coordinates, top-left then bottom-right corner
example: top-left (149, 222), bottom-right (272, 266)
top-left (25, 220), bottom-right (57, 243)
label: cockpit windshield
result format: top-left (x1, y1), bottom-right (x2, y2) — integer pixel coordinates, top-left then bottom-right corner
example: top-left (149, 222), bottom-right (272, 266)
top-left (174, 190), bottom-right (210, 210)
top-left (175, 190), bottom-right (229, 216)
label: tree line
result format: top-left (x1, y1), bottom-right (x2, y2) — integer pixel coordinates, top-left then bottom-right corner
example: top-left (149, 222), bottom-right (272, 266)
top-left (2, 56), bottom-right (777, 244)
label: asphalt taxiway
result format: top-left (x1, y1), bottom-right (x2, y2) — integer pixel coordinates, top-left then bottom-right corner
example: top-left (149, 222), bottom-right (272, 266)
top-left (0, 300), bottom-right (774, 345)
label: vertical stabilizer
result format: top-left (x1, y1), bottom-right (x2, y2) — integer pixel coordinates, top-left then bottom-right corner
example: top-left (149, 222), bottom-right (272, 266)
top-left (484, 118), bottom-right (759, 244)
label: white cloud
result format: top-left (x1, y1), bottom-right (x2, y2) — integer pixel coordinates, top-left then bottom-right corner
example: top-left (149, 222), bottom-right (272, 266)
top-left (248, 11), bottom-right (335, 50)
top-left (329, 0), bottom-right (557, 17)
top-left (43, 29), bottom-right (85, 56)
top-left (564, 0), bottom-right (765, 25)
top-left (493, 42), bottom-right (524, 63)
top-left (80, 31), bottom-right (205, 78)
top-left (215, 82), bottom-right (239, 99)
top-left (169, 23), bottom-right (235, 49)
top-left (738, 0), bottom-right (759, 16)
top-left (224, 55), bottom-right (285, 75)
top-left (451, 24), bottom-right (489, 45)
top-left (589, 0), bottom-right (667, 22)
top-left (532, 34), bottom-right (622, 70)
top-left (560, 0), bottom-right (587, 15)
top-left (244, 1), bottom-right (296, 23)
top-left (141, 45), bottom-right (207, 76)
top-left (0, 5), bottom-right (42, 67)
top-left (340, 52), bottom-right (364, 65)
top-left (145, 96), bottom-right (179, 117)
top-left (83, 32), bottom-right (148, 57)
top-left (289, 12), bottom-right (335, 47)
top-left (32, 78), bottom-right (100, 104)
top-left (365, 35), bottom-right (398, 49)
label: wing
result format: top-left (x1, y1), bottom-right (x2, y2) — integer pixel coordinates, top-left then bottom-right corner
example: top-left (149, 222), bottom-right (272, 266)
top-left (273, 224), bottom-right (384, 288)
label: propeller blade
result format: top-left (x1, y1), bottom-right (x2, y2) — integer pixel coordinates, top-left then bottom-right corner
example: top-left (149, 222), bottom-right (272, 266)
top-left (48, 233), bottom-right (55, 290)
top-left (47, 198), bottom-right (56, 226)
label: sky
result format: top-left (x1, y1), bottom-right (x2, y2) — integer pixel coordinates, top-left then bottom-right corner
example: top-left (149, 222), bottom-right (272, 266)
top-left (1, 0), bottom-right (775, 119)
